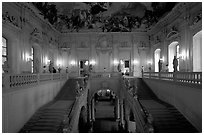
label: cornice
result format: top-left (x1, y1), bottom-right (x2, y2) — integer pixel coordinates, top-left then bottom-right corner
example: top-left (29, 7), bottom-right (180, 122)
top-left (148, 2), bottom-right (191, 35)
top-left (19, 2), bottom-right (60, 35)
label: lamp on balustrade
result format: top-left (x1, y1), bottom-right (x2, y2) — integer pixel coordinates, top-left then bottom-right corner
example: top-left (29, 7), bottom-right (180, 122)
top-left (70, 60), bottom-right (76, 66)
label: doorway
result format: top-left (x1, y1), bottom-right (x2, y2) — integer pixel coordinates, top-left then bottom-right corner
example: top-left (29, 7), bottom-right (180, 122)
top-left (193, 30), bottom-right (202, 72)
top-left (154, 49), bottom-right (161, 72)
top-left (79, 60), bottom-right (89, 77)
top-left (168, 41), bottom-right (179, 72)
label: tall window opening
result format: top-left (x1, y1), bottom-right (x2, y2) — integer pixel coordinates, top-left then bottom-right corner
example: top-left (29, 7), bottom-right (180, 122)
top-left (193, 30), bottom-right (202, 72)
top-left (168, 41), bottom-right (179, 72)
top-left (154, 48), bottom-right (161, 72)
top-left (31, 47), bottom-right (34, 73)
top-left (2, 37), bottom-right (8, 73)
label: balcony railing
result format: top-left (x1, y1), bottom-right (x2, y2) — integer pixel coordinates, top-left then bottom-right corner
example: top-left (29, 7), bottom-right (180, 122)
top-left (143, 72), bottom-right (202, 85)
top-left (2, 73), bottom-right (69, 89)
top-left (121, 77), bottom-right (154, 133)
top-left (90, 72), bottom-right (121, 79)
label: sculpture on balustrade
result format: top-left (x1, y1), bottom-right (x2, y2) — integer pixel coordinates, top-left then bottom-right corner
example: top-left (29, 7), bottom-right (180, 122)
top-left (173, 56), bottom-right (178, 72)
top-left (158, 59), bottom-right (162, 72)
top-left (49, 61), bottom-right (53, 73)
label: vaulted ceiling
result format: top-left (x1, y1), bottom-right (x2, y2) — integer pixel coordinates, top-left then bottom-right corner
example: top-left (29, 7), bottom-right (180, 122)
top-left (32, 2), bottom-right (177, 32)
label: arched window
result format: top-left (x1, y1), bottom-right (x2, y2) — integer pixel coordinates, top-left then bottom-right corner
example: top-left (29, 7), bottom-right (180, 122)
top-left (31, 47), bottom-right (34, 73)
top-left (2, 37), bottom-right (8, 73)
top-left (193, 31), bottom-right (202, 72)
top-left (154, 49), bottom-right (161, 72)
top-left (168, 41), bottom-right (179, 72)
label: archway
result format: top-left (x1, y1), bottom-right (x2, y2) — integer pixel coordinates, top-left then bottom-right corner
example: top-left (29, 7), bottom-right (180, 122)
top-left (193, 30), bottom-right (202, 72)
top-left (168, 41), bottom-right (179, 72)
top-left (92, 89), bottom-right (120, 132)
top-left (154, 49), bottom-right (161, 72)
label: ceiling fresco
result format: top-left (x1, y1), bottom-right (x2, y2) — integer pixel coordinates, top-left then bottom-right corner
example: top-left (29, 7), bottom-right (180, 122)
top-left (32, 2), bottom-right (177, 32)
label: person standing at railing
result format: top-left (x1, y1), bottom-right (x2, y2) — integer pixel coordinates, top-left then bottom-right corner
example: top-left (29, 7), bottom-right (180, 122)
top-left (49, 61), bottom-right (53, 73)
top-left (158, 59), bottom-right (162, 72)
top-left (173, 56), bottom-right (178, 72)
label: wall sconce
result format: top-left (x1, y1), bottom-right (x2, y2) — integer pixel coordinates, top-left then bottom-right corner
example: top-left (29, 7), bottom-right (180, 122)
top-left (45, 57), bottom-right (50, 65)
top-left (90, 60), bottom-right (96, 65)
top-left (113, 59), bottom-right (119, 65)
top-left (160, 56), bottom-right (164, 62)
top-left (85, 60), bottom-right (89, 66)
top-left (56, 60), bottom-right (62, 67)
top-left (179, 51), bottom-right (186, 60)
top-left (25, 53), bottom-right (32, 62)
top-left (133, 60), bottom-right (139, 65)
top-left (147, 60), bottom-right (152, 65)
top-left (70, 60), bottom-right (76, 66)
top-left (120, 60), bottom-right (124, 65)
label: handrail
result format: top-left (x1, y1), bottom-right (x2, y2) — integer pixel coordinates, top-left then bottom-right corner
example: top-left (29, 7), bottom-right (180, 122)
top-left (62, 78), bottom-right (89, 133)
top-left (122, 77), bottom-right (154, 133)
top-left (90, 72), bottom-right (121, 79)
top-left (143, 72), bottom-right (202, 85)
top-left (2, 73), bottom-right (69, 89)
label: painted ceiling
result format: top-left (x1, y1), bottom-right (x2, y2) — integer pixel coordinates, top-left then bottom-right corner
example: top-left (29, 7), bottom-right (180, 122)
top-left (32, 2), bottom-right (177, 32)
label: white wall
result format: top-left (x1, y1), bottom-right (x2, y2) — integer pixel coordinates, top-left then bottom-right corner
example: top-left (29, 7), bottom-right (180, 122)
top-left (2, 80), bottom-right (67, 133)
top-left (143, 79), bottom-right (202, 132)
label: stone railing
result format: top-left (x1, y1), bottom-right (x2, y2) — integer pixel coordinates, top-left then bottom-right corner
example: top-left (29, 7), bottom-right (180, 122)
top-left (2, 73), bottom-right (69, 89)
top-left (90, 72), bottom-right (121, 79)
top-left (121, 78), bottom-right (154, 133)
top-left (143, 72), bottom-right (202, 85)
top-left (63, 79), bottom-right (89, 133)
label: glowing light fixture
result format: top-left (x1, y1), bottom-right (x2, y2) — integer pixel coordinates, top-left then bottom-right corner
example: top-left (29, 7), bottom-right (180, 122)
top-left (133, 60), bottom-right (139, 65)
top-left (120, 60), bottom-right (124, 65)
top-left (113, 59), bottom-right (119, 65)
top-left (90, 60), bottom-right (96, 65)
top-left (45, 57), bottom-right (50, 65)
top-left (179, 51), bottom-right (186, 60)
top-left (70, 60), bottom-right (76, 66)
top-left (25, 53), bottom-right (32, 62)
top-left (85, 61), bottom-right (89, 66)
top-left (147, 60), bottom-right (152, 65)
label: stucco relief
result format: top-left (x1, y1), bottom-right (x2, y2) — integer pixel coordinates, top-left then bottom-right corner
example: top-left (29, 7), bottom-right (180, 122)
top-left (166, 26), bottom-right (180, 41)
top-left (77, 41), bottom-right (88, 48)
top-left (2, 11), bottom-right (20, 29)
top-left (30, 28), bottom-right (43, 44)
top-left (96, 35), bottom-right (113, 54)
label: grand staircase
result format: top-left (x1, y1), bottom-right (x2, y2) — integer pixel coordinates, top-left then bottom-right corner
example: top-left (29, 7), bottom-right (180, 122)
top-left (19, 78), bottom-right (82, 133)
top-left (137, 78), bottom-right (198, 133)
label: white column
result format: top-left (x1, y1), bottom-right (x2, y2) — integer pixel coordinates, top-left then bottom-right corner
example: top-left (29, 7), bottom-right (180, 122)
top-left (120, 100), bottom-right (124, 127)
top-left (115, 98), bottom-right (120, 120)
top-left (91, 98), bottom-right (95, 121)
top-left (88, 103), bottom-right (92, 122)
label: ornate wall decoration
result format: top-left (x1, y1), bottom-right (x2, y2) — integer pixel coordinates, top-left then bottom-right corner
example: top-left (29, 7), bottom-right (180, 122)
top-left (193, 12), bottom-right (202, 25)
top-left (96, 35), bottom-right (112, 54)
top-left (30, 28), bottom-right (43, 43)
top-left (166, 26), bottom-right (179, 40)
top-left (78, 41), bottom-right (88, 48)
top-left (2, 11), bottom-right (20, 29)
